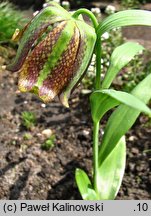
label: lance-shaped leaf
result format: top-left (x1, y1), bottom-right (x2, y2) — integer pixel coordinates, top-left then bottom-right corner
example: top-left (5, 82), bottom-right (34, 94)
top-left (75, 168), bottom-right (98, 200)
top-left (99, 73), bottom-right (151, 165)
top-left (90, 89), bottom-right (151, 123)
top-left (102, 42), bottom-right (144, 89)
top-left (97, 136), bottom-right (126, 200)
top-left (7, 2), bottom-right (71, 72)
top-left (97, 10), bottom-right (151, 36)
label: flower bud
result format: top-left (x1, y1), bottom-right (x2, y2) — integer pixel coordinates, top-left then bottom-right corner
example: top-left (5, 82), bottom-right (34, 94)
top-left (7, 2), bottom-right (96, 107)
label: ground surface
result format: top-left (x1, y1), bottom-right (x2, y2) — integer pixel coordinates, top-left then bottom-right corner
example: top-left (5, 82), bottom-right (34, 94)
top-left (0, 5), bottom-right (151, 200)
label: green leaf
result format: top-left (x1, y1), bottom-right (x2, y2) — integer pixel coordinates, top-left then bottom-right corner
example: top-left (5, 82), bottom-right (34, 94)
top-left (102, 89), bottom-right (151, 115)
top-left (97, 136), bottom-right (126, 200)
top-left (99, 73), bottom-right (151, 165)
top-left (75, 168), bottom-right (98, 200)
top-left (102, 42), bottom-right (144, 89)
top-left (90, 91), bottom-right (120, 123)
top-left (90, 89), bottom-right (151, 123)
top-left (97, 10), bottom-right (151, 36)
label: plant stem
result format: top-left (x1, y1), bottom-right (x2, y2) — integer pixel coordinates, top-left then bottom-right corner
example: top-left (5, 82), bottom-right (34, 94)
top-left (93, 26), bottom-right (102, 197)
top-left (95, 36), bottom-right (101, 89)
top-left (72, 9), bottom-right (98, 30)
top-left (93, 121), bottom-right (99, 195)
top-left (72, 9), bottom-right (101, 196)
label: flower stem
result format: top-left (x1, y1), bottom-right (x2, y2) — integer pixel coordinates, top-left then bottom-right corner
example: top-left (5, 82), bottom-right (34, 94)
top-left (72, 9), bottom-right (101, 197)
top-left (72, 9), bottom-right (98, 30)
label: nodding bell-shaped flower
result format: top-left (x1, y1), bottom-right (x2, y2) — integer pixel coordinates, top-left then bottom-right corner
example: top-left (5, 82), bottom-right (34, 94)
top-left (7, 2), bottom-right (96, 107)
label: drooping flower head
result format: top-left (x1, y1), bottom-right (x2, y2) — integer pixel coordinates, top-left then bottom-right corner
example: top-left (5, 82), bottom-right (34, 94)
top-left (7, 2), bottom-right (96, 107)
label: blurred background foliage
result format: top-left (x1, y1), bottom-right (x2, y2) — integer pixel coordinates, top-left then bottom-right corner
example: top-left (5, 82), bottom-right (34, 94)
top-left (0, 1), bottom-right (28, 43)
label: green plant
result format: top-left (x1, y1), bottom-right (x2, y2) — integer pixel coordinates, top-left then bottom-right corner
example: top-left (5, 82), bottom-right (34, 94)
top-left (41, 135), bottom-right (56, 150)
top-left (21, 111), bottom-right (37, 130)
top-left (121, 0), bottom-right (146, 9)
top-left (121, 0), bottom-right (140, 9)
top-left (0, 1), bottom-right (27, 43)
top-left (114, 51), bottom-right (151, 92)
top-left (7, 2), bottom-right (151, 200)
top-left (23, 133), bottom-right (33, 140)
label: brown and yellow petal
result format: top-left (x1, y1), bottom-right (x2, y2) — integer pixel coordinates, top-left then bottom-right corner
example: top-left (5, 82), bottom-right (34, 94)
top-left (18, 21), bottom-right (67, 93)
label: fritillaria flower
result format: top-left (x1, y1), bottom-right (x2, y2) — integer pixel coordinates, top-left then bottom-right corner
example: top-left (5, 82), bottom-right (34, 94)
top-left (7, 2), bottom-right (96, 107)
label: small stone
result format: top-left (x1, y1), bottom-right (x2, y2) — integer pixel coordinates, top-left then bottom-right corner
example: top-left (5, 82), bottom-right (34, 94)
top-left (37, 133), bottom-right (42, 137)
top-left (33, 149), bottom-right (41, 157)
top-left (42, 129), bottom-right (53, 138)
top-left (15, 90), bottom-right (21, 94)
top-left (41, 103), bottom-right (46, 108)
top-left (78, 129), bottom-right (90, 141)
top-left (82, 129), bottom-right (90, 136)
top-left (1, 65), bottom-right (6, 70)
top-left (131, 147), bottom-right (139, 155)
top-left (129, 163), bottom-right (135, 172)
top-left (129, 136), bottom-right (136, 141)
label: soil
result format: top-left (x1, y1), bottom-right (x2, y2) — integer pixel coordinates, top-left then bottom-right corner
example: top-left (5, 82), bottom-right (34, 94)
top-left (0, 5), bottom-right (151, 200)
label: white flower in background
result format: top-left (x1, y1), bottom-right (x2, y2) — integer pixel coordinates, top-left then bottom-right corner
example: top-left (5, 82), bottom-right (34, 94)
top-left (88, 65), bottom-right (95, 72)
top-left (43, 0), bottom-right (60, 7)
top-left (62, 1), bottom-right (70, 10)
top-left (46, 0), bottom-right (60, 4)
top-left (91, 54), bottom-right (96, 66)
top-left (105, 5), bottom-right (116, 15)
top-left (138, 49), bottom-right (144, 55)
top-left (91, 7), bottom-right (100, 15)
top-left (101, 32), bottom-right (110, 40)
top-left (101, 58), bottom-right (104, 64)
top-left (112, 27), bottom-right (121, 31)
top-left (106, 61), bottom-right (110, 66)
top-left (91, 7), bottom-right (101, 21)
top-left (62, 1), bottom-right (70, 6)
top-left (92, 54), bottom-right (96, 61)
top-left (52, 0), bottom-right (60, 3)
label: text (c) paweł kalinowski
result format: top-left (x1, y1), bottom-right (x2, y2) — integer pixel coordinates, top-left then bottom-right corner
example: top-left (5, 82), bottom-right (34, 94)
top-left (20, 203), bottom-right (104, 212)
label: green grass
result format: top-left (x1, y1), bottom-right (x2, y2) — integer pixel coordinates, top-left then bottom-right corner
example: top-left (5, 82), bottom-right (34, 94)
top-left (23, 133), bottom-right (33, 140)
top-left (41, 135), bottom-right (56, 151)
top-left (0, 1), bottom-right (28, 43)
top-left (21, 111), bottom-right (37, 130)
